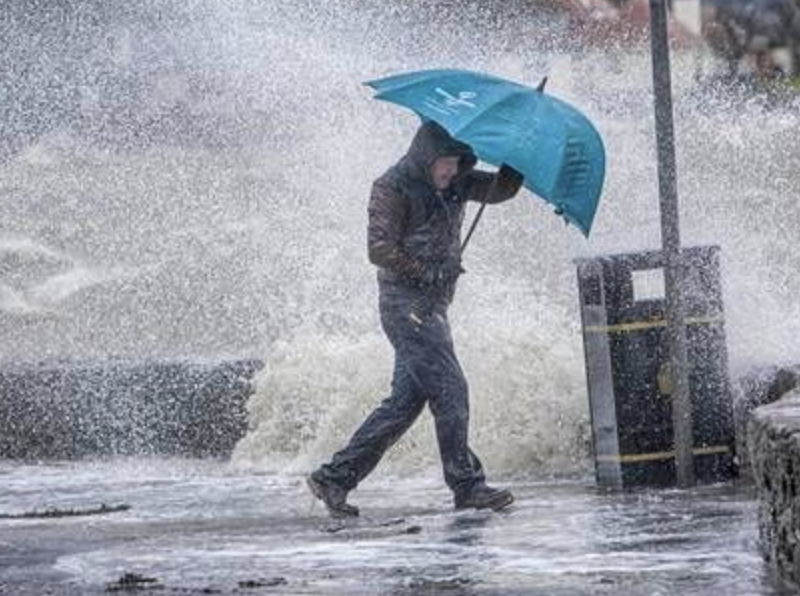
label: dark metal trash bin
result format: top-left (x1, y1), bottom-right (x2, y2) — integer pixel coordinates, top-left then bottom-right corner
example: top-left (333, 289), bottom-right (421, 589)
top-left (576, 246), bottom-right (736, 488)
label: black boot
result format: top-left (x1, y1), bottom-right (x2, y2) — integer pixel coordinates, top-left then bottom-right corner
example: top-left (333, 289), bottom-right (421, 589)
top-left (454, 484), bottom-right (514, 512)
top-left (307, 471), bottom-right (359, 518)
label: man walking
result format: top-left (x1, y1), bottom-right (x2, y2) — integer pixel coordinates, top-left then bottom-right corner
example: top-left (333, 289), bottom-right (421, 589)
top-left (308, 121), bottom-right (523, 517)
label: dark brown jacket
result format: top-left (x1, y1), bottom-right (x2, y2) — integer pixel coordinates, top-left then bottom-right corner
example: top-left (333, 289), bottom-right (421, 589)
top-left (368, 122), bottom-right (523, 290)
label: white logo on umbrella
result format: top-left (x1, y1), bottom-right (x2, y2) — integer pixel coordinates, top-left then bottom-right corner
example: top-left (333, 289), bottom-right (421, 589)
top-left (423, 88), bottom-right (478, 115)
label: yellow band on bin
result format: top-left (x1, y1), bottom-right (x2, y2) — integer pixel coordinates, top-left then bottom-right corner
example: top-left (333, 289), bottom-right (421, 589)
top-left (585, 316), bottom-right (724, 335)
top-left (596, 445), bottom-right (731, 464)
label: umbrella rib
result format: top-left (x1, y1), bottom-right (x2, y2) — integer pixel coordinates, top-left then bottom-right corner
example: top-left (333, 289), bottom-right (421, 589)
top-left (451, 90), bottom-right (521, 133)
top-left (446, 90), bottom-right (532, 159)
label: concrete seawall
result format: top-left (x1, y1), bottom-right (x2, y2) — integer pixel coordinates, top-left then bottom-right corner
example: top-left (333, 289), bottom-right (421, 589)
top-left (0, 359), bottom-right (263, 459)
top-left (749, 379), bottom-right (800, 589)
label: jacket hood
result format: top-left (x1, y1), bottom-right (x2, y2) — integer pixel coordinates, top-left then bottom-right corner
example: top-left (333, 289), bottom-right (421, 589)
top-left (399, 121), bottom-right (477, 186)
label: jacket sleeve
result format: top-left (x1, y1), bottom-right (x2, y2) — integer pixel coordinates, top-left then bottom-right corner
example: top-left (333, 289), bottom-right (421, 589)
top-left (460, 164), bottom-right (524, 205)
top-left (367, 180), bottom-right (425, 279)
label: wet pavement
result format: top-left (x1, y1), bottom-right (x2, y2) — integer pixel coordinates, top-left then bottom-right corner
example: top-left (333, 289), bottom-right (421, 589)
top-left (0, 460), bottom-right (793, 595)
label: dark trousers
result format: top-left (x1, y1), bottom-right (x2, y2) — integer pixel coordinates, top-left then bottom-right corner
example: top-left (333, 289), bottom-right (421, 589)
top-left (317, 283), bottom-right (486, 498)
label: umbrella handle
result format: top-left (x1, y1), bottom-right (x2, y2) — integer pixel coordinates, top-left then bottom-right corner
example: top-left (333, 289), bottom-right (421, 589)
top-left (461, 158), bottom-right (522, 255)
top-left (460, 160), bottom-right (518, 255)
top-left (460, 201), bottom-right (487, 256)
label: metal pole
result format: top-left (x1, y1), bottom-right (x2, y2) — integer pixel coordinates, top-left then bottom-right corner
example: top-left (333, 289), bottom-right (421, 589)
top-left (648, 0), bottom-right (695, 487)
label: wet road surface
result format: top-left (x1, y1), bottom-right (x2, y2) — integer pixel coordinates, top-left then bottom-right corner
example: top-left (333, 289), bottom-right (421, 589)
top-left (0, 460), bottom-right (792, 595)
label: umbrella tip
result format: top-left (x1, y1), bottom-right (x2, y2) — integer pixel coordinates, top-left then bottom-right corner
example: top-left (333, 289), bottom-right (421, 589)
top-left (537, 77), bottom-right (548, 92)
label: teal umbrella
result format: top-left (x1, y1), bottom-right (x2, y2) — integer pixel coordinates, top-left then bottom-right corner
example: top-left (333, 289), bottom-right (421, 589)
top-left (365, 69), bottom-right (606, 236)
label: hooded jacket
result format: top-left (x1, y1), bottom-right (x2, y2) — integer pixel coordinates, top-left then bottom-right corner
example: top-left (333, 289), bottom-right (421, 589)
top-left (367, 121), bottom-right (523, 296)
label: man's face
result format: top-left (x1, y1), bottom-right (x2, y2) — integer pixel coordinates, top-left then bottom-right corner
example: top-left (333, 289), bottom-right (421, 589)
top-left (429, 156), bottom-right (460, 190)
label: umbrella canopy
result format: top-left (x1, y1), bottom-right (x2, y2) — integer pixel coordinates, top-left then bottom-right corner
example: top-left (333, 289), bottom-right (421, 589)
top-left (365, 69), bottom-right (606, 236)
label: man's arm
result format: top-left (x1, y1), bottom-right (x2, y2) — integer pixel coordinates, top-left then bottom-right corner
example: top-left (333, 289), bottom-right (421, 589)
top-left (459, 164), bottom-right (524, 205)
top-left (367, 180), bottom-right (425, 279)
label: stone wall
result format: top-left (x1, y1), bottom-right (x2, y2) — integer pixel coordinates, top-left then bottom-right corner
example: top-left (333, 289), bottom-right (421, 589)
top-left (736, 366), bottom-right (800, 479)
top-left (749, 386), bottom-right (800, 588)
top-left (0, 359), bottom-right (263, 459)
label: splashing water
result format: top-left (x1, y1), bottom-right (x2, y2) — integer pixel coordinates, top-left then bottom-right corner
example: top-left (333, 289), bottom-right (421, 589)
top-left (2, 0), bottom-right (799, 477)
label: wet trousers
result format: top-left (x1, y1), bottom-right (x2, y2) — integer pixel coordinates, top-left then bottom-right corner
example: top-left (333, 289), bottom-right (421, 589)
top-left (317, 283), bottom-right (485, 498)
